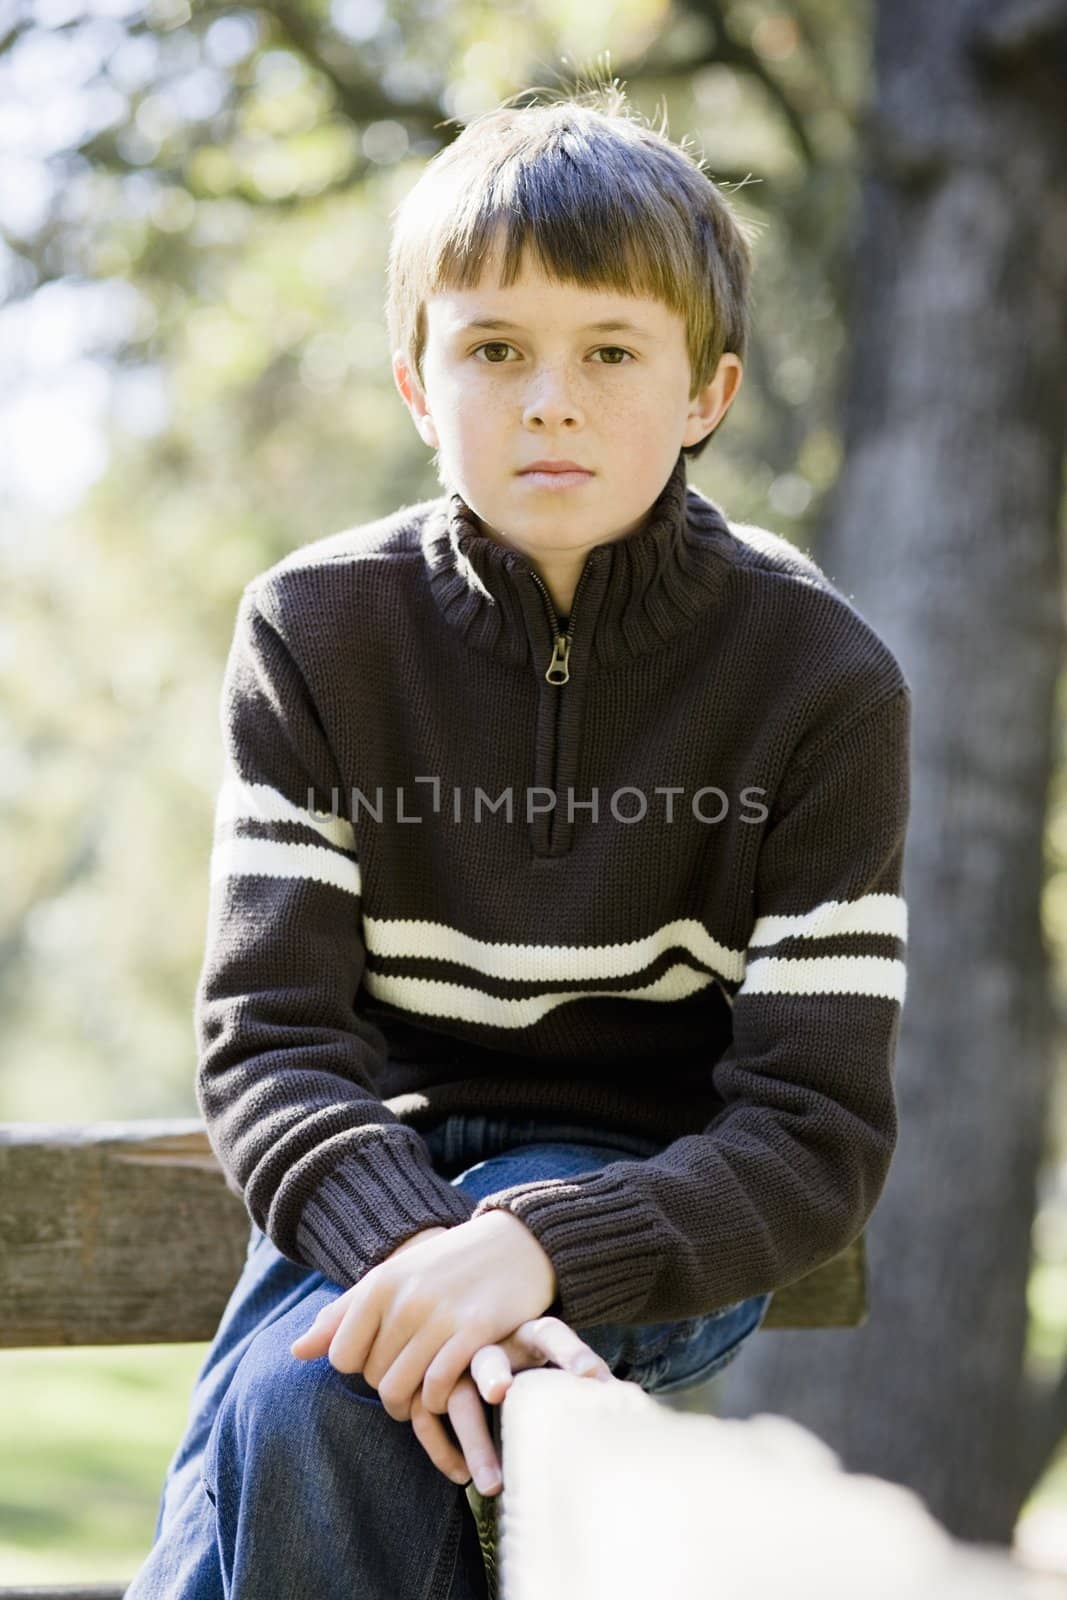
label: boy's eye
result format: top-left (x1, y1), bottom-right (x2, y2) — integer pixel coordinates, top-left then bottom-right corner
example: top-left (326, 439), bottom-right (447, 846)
top-left (471, 342), bottom-right (634, 366)
top-left (474, 342), bottom-right (514, 363)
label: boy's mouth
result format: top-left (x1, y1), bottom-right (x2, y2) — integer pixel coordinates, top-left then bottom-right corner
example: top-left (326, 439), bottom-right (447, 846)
top-left (519, 458), bottom-right (591, 474)
top-left (517, 460), bottom-right (595, 490)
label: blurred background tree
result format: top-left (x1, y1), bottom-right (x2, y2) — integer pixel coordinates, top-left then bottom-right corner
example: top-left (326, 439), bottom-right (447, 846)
top-left (4, 0), bottom-right (1067, 1584)
top-left (722, 0), bottom-right (1067, 1554)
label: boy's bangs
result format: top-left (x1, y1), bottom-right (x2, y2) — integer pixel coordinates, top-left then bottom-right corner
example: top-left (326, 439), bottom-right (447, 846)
top-left (425, 162), bottom-right (694, 323)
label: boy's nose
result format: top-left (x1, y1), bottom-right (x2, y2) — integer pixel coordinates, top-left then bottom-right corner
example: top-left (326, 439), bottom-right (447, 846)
top-left (521, 386), bottom-right (584, 428)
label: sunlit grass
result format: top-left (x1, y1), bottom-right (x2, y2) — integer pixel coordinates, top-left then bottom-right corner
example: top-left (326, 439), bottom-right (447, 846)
top-left (0, 1344), bottom-right (206, 1585)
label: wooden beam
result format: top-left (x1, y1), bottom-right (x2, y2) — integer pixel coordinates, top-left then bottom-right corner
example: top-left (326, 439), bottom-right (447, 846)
top-left (0, 1121), bottom-right (248, 1347)
top-left (0, 1122), bottom-right (866, 1346)
top-left (0, 1587), bottom-right (126, 1598)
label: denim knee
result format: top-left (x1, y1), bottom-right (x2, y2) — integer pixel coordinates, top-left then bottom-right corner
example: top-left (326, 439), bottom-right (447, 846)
top-left (201, 1290), bottom-right (378, 1499)
top-left (195, 1282), bottom-right (475, 1600)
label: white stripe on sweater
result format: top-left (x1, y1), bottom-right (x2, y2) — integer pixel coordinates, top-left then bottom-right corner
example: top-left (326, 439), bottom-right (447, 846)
top-left (359, 953), bottom-right (906, 1025)
top-left (362, 963), bottom-right (717, 1027)
top-left (363, 914), bottom-right (747, 984)
top-left (750, 893), bottom-right (906, 948)
top-left (215, 774), bottom-right (357, 851)
top-left (209, 777), bottom-right (906, 1002)
top-left (739, 954), bottom-right (906, 1002)
top-left (209, 836), bottom-right (361, 897)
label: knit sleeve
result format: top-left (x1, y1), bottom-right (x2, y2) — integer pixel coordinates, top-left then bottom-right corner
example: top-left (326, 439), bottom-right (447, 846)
top-left (194, 585), bottom-right (475, 1286)
top-left (467, 684), bottom-right (911, 1328)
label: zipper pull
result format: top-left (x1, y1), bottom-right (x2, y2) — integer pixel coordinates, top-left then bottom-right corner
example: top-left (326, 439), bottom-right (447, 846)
top-left (545, 633), bottom-right (571, 684)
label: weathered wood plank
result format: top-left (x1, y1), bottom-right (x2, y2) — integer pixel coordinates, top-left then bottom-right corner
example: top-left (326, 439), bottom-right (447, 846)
top-left (0, 1587), bottom-right (126, 1598)
top-left (0, 1121), bottom-right (866, 1346)
top-left (0, 1121), bottom-right (249, 1347)
top-left (763, 1230), bottom-right (868, 1328)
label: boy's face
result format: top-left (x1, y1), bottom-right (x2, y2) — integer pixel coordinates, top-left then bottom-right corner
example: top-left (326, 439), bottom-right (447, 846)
top-left (392, 235), bottom-right (742, 559)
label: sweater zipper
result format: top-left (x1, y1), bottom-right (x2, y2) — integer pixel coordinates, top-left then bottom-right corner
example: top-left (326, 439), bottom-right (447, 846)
top-left (528, 560), bottom-right (594, 684)
top-left (524, 556), bottom-right (597, 855)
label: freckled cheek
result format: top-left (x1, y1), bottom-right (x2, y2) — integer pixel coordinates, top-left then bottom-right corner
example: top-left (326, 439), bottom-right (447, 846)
top-left (607, 394), bottom-right (672, 446)
top-left (437, 378), bottom-right (499, 441)
top-left (452, 375), bottom-right (509, 420)
top-left (451, 377), bottom-right (659, 444)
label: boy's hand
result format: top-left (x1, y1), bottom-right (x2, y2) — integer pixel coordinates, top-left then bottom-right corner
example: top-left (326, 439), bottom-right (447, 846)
top-left (409, 1316), bottom-right (620, 1497)
top-left (289, 1210), bottom-right (558, 1421)
top-left (383, 1224), bottom-right (450, 1257)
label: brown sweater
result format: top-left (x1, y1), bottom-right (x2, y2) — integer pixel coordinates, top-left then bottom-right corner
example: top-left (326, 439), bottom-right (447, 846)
top-left (194, 450), bottom-right (911, 1329)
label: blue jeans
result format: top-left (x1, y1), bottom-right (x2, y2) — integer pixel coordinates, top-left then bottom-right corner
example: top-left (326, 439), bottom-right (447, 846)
top-left (124, 1113), bottom-right (772, 1599)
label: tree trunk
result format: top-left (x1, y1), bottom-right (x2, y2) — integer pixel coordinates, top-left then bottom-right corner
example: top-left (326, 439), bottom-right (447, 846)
top-left (718, 0), bottom-right (1067, 1546)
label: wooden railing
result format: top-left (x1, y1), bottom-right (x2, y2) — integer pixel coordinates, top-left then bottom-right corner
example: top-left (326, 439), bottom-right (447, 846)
top-left (0, 1119), bottom-right (872, 1599)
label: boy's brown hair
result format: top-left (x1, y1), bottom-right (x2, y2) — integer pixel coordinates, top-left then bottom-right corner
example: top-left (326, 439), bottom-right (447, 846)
top-left (385, 80), bottom-right (760, 460)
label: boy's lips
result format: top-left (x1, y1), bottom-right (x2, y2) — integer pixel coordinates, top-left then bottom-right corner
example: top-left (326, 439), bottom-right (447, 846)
top-left (517, 461), bottom-right (595, 490)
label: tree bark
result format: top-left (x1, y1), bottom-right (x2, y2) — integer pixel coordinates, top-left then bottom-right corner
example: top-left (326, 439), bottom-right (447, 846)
top-left (718, 0), bottom-right (1067, 1545)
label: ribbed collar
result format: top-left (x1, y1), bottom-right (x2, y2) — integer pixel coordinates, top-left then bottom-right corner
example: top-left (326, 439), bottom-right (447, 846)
top-left (420, 450), bottom-right (737, 671)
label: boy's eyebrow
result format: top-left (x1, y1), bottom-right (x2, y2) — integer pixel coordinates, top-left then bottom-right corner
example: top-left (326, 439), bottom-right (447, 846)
top-left (450, 316), bottom-right (654, 336)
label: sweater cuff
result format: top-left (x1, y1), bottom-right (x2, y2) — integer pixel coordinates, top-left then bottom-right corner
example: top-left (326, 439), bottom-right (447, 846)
top-left (294, 1130), bottom-right (476, 1286)
top-left (469, 1171), bottom-right (663, 1329)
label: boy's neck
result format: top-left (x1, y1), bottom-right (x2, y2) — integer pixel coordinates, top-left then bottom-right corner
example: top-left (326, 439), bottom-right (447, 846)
top-left (467, 517), bottom-right (590, 618)
top-left (472, 509), bottom-right (660, 620)
top-left (524, 551), bottom-right (584, 619)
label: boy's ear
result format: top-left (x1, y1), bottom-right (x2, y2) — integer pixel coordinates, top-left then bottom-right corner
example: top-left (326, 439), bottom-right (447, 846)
top-left (392, 349), bottom-right (441, 450)
top-left (683, 353), bottom-right (743, 448)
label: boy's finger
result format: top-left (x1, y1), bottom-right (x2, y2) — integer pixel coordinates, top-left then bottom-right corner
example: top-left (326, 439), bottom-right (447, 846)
top-left (324, 1296), bottom-right (382, 1377)
top-left (374, 1327), bottom-right (443, 1421)
top-left (469, 1344), bottom-right (513, 1402)
top-left (516, 1316), bottom-right (614, 1380)
top-left (409, 1390), bottom-right (471, 1486)
top-left (447, 1379), bottom-right (501, 1495)
top-left (421, 1329), bottom-right (483, 1415)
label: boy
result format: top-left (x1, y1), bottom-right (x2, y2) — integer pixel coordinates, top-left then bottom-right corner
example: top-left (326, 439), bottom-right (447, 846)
top-left (126, 85), bottom-right (910, 1600)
